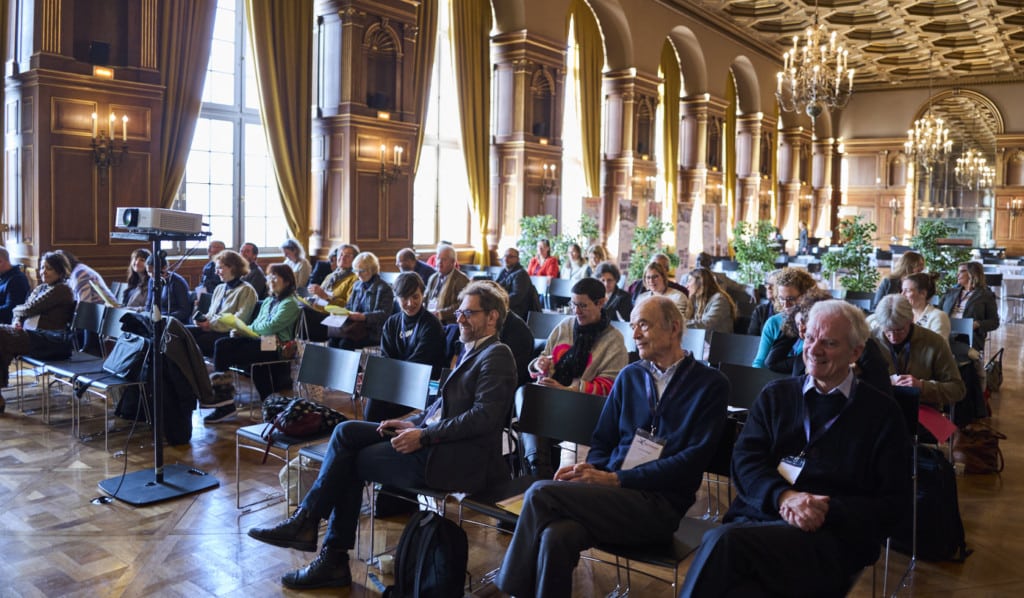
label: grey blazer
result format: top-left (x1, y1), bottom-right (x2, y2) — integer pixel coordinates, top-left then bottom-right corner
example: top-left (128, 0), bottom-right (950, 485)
top-left (416, 334), bottom-right (516, 493)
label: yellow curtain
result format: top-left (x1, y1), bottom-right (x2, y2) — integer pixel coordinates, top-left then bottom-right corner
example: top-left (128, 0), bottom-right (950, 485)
top-left (450, 0), bottom-right (491, 266)
top-left (0, 0), bottom-right (6, 230)
top-left (156, 0), bottom-right (216, 209)
top-left (245, 0), bottom-right (313, 249)
top-left (660, 42), bottom-right (680, 236)
top-left (411, 1), bottom-right (438, 175)
top-left (570, 0), bottom-right (602, 198)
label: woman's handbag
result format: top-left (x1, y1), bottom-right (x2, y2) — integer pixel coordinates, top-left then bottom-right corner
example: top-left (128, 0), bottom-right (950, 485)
top-left (953, 422), bottom-right (1006, 474)
top-left (259, 396), bottom-right (346, 463)
top-left (984, 348), bottom-right (1003, 393)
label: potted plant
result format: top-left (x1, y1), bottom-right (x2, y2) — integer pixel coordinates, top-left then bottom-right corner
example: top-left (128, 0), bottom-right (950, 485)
top-left (731, 220), bottom-right (777, 286)
top-left (518, 215), bottom-right (558, 262)
top-left (820, 215), bottom-right (880, 292)
top-left (911, 220), bottom-right (973, 295)
top-left (627, 216), bottom-right (679, 282)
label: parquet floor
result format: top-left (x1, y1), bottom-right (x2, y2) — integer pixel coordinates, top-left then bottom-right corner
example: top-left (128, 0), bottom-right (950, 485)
top-left (1, 324), bottom-right (1022, 597)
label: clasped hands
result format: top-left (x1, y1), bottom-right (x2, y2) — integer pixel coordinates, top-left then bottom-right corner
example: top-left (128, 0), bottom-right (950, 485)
top-left (553, 463), bottom-right (620, 487)
top-left (377, 419), bottom-right (423, 454)
top-left (890, 374), bottom-right (921, 388)
top-left (777, 489), bottom-right (830, 532)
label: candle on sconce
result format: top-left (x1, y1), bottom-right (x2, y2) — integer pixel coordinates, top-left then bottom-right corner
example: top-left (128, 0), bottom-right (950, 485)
top-left (121, 115), bottom-right (128, 142)
top-left (394, 145), bottom-right (402, 167)
top-left (108, 113), bottom-right (115, 138)
top-left (380, 144), bottom-right (386, 165)
top-left (549, 164), bottom-right (556, 179)
top-left (91, 112), bottom-right (98, 139)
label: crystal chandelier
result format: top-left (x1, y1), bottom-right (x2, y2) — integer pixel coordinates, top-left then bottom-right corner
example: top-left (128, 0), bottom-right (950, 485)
top-left (775, 1), bottom-right (854, 119)
top-left (903, 55), bottom-right (951, 172)
top-left (954, 148), bottom-right (996, 189)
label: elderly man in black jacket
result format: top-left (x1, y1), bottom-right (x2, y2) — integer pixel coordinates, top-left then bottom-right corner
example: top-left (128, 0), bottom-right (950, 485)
top-left (247, 281), bottom-right (517, 590)
top-left (496, 247), bottom-right (541, 320)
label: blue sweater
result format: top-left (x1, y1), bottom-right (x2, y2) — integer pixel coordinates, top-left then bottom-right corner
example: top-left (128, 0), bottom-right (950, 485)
top-left (0, 265), bottom-right (30, 325)
top-left (587, 355), bottom-right (729, 513)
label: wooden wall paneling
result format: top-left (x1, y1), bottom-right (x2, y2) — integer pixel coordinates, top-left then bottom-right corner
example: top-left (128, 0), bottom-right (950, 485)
top-left (386, 177), bottom-right (409, 240)
top-left (327, 166), bottom-right (346, 244)
top-left (355, 170), bottom-right (381, 242)
top-left (50, 146), bottom-right (98, 245)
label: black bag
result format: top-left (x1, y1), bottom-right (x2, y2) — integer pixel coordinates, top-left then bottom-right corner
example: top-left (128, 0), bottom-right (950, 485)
top-left (102, 332), bottom-right (149, 380)
top-left (891, 446), bottom-right (971, 562)
top-left (384, 510), bottom-right (468, 598)
top-left (259, 396), bottom-right (346, 462)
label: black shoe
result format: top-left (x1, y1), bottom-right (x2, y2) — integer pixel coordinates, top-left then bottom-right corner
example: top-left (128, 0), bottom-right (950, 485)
top-left (281, 545), bottom-right (351, 589)
top-left (203, 404), bottom-right (236, 423)
top-left (248, 508), bottom-right (319, 552)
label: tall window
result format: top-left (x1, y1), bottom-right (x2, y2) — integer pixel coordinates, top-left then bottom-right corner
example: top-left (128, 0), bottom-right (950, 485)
top-left (413, 0), bottom-right (472, 247)
top-left (559, 15), bottom-right (585, 237)
top-left (178, 0), bottom-right (286, 251)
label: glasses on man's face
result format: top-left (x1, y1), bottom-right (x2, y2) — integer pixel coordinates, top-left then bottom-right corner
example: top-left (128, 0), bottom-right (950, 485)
top-left (778, 295), bottom-right (799, 306)
top-left (454, 308), bottom-right (486, 320)
top-left (571, 302), bottom-right (593, 311)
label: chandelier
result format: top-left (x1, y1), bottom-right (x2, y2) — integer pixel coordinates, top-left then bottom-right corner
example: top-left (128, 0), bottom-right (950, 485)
top-left (903, 55), bottom-right (951, 172)
top-left (954, 148), bottom-right (996, 189)
top-left (775, 1), bottom-right (854, 119)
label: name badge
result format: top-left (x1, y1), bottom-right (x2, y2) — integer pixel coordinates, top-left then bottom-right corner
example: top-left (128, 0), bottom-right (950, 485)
top-left (621, 428), bottom-right (665, 470)
top-left (777, 455), bottom-right (805, 485)
top-left (427, 299), bottom-right (439, 312)
top-left (260, 335), bottom-right (277, 351)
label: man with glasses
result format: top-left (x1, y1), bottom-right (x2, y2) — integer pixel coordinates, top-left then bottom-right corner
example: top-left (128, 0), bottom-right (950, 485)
top-left (248, 281), bottom-right (516, 589)
top-left (497, 294), bottom-right (728, 597)
top-left (424, 244), bottom-right (469, 325)
top-left (308, 244), bottom-right (359, 311)
top-left (496, 247), bottom-right (541, 320)
top-left (522, 277), bottom-right (628, 477)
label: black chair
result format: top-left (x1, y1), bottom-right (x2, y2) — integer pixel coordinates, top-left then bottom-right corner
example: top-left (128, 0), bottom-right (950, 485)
top-left (485, 265), bottom-right (504, 279)
top-left (845, 297), bottom-right (873, 313)
top-left (681, 327), bottom-right (707, 361)
top-left (547, 278), bottom-right (574, 310)
top-left (608, 319), bottom-right (637, 359)
top-left (195, 292), bottom-right (213, 317)
top-left (880, 386), bottom-right (921, 596)
top-left (706, 331), bottom-right (761, 367)
top-left (949, 317), bottom-right (974, 352)
top-left (526, 311), bottom-right (570, 355)
top-left (378, 271), bottom-right (400, 285)
top-left (718, 362), bottom-right (789, 411)
top-left (845, 290), bottom-right (875, 301)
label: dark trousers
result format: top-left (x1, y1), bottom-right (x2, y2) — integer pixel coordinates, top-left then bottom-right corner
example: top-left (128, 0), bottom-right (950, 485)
top-left (185, 325), bottom-right (228, 357)
top-left (300, 420), bottom-right (430, 549)
top-left (678, 519), bottom-right (851, 597)
top-left (212, 336), bottom-right (289, 399)
top-left (495, 479), bottom-right (681, 598)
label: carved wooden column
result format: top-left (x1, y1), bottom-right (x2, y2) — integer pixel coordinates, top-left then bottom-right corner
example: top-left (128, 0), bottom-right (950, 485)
top-left (734, 113), bottom-right (763, 225)
top-left (677, 96), bottom-right (709, 267)
top-left (312, 0), bottom-right (419, 260)
top-left (491, 32), bottom-right (565, 253)
top-left (777, 127), bottom-right (804, 243)
top-left (812, 136), bottom-right (835, 241)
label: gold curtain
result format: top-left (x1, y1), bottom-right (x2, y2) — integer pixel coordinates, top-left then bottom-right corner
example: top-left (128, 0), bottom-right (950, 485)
top-left (570, 0), bottom-right (602, 198)
top-left (156, 0), bottom-right (216, 209)
top-left (450, 0), bottom-right (491, 266)
top-left (411, 1), bottom-right (438, 175)
top-left (0, 0), bottom-right (6, 231)
top-left (245, 0), bottom-right (313, 249)
top-left (660, 42), bottom-right (680, 235)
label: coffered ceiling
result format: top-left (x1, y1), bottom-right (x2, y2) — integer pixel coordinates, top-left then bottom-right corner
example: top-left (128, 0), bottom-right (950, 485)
top-left (669, 0), bottom-right (1024, 90)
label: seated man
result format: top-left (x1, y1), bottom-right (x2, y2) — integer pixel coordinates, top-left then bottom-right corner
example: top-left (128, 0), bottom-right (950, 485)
top-left (396, 247), bottom-right (436, 286)
top-left (197, 240), bottom-right (226, 296)
top-left (424, 244), bottom-right (470, 325)
top-left (496, 295), bottom-right (728, 597)
top-left (872, 294), bottom-right (965, 409)
top-left (0, 246), bottom-right (30, 325)
top-left (496, 247), bottom-right (542, 320)
top-left (239, 242), bottom-right (267, 299)
top-left (309, 246), bottom-right (337, 287)
top-left (680, 300), bottom-right (911, 597)
top-left (308, 244), bottom-right (358, 312)
top-left (248, 281), bottom-right (516, 590)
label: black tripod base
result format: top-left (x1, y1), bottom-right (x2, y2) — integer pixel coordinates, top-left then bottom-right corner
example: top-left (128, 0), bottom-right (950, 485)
top-left (98, 463), bottom-right (220, 506)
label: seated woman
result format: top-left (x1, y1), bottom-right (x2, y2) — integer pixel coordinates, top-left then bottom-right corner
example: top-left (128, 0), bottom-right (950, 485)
top-left (188, 249), bottom-right (258, 356)
top-left (204, 264), bottom-right (301, 423)
top-left (901, 272), bottom-right (950, 341)
top-left (524, 277), bottom-right (628, 478)
top-left (585, 243), bottom-right (608, 277)
top-left (594, 261), bottom-right (632, 322)
top-left (940, 261), bottom-right (999, 354)
top-left (527, 238), bottom-right (560, 277)
top-left (329, 252), bottom-right (394, 351)
top-left (636, 262), bottom-right (690, 320)
top-left (281, 239), bottom-right (312, 288)
top-left (559, 243), bottom-right (588, 282)
top-left (751, 267), bottom-right (817, 367)
top-left (121, 248), bottom-right (151, 309)
top-left (686, 267), bottom-right (737, 334)
top-left (59, 250), bottom-right (116, 305)
top-left (0, 252), bottom-right (76, 413)
top-left (874, 251), bottom-right (925, 309)
top-left (366, 272), bottom-right (447, 422)
top-left (145, 253), bottom-right (191, 322)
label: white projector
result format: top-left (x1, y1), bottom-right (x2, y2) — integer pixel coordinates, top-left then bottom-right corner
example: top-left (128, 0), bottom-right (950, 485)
top-left (115, 208), bottom-right (203, 234)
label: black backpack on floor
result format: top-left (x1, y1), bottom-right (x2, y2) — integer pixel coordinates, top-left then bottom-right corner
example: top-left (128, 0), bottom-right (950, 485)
top-left (891, 446), bottom-right (971, 562)
top-left (384, 510), bottom-right (468, 598)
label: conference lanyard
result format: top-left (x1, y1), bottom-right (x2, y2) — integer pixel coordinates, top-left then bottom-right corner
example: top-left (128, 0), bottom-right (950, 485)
top-left (644, 358), bottom-right (695, 437)
top-left (799, 379), bottom-right (856, 458)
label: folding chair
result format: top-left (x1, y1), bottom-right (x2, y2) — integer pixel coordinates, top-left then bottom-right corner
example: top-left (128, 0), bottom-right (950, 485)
top-left (706, 331), bottom-right (761, 367)
top-left (608, 319), bottom-right (638, 361)
top-left (526, 310), bottom-right (570, 355)
top-left (547, 278), bottom-right (574, 310)
top-left (681, 327), bottom-right (707, 361)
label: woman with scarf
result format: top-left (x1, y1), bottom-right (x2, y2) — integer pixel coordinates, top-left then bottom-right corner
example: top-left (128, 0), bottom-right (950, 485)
top-left (329, 252), bottom-right (394, 351)
top-left (187, 249), bottom-right (258, 356)
top-left (523, 277), bottom-right (629, 478)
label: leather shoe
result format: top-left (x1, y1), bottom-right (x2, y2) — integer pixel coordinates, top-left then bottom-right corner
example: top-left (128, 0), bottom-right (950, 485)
top-left (247, 508), bottom-right (319, 552)
top-left (281, 545), bottom-right (351, 589)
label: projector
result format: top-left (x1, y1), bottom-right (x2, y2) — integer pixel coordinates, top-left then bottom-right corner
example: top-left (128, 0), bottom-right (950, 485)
top-left (115, 208), bottom-right (203, 234)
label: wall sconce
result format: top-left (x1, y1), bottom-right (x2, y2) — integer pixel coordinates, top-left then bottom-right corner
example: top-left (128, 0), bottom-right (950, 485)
top-left (641, 175), bottom-right (656, 201)
top-left (379, 144), bottom-right (403, 193)
top-left (540, 163), bottom-right (558, 196)
top-left (1009, 198), bottom-right (1022, 228)
top-left (889, 197), bottom-right (902, 239)
top-left (91, 111), bottom-right (128, 181)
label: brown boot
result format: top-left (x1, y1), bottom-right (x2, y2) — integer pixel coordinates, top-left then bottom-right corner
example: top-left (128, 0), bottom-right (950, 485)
top-left (247, 507), bottom-right (319, 552)
top-left (281, 545), bottom-right (351, 589)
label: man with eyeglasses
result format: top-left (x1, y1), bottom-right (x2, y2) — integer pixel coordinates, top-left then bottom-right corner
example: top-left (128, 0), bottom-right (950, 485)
top-left (308, 244), bottom-right (359, 311)
top-left (522, 277), bottom-right (628, 477)
top-left (496, 247), bottom-right (541, 320)
top-left (249, 281), bottom-right (516, 589)
top-left (424, 244), bottom-right (469, 325)
top-left (497, 294), bottom-right (728, 597)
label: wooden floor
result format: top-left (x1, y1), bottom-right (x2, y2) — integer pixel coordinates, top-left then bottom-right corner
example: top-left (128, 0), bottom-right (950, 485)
top-left (1, 324), bottom-right (1022, 598)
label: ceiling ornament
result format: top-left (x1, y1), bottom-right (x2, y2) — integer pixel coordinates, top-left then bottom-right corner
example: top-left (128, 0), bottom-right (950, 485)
top-left (904, 54), bottom-right (951, 172)
top-left (775, 0), bottom-right (853, 119)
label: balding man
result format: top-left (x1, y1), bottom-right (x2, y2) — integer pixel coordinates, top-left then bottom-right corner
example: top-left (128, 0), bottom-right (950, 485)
top-left (0, 247), bottom-right (29, 325)
top-left (680, 300), bottom-right (910, 597)
top-left (198, 240), bottom-right (226, 296)
top-left (423, 244), bottom-right (469, 325)
top-left (497, 295), bottom-right (728, 597)
top-left (395, 247), bottom-right (435, 286)
top-left (495, 247), bottom-right (541, 320)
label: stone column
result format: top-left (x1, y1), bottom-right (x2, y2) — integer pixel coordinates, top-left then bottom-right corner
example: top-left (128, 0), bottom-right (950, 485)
top-left (735, 113), bottom-right (763, 224)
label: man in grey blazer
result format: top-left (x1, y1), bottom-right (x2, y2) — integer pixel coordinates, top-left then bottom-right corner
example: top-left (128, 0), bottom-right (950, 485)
top-left (247, 281), bottom-right (516, 590)
top-left (424, 244), bottom-right (470, 325)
